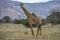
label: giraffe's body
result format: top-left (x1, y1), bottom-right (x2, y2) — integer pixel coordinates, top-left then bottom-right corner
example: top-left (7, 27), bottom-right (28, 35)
top-left (19, 4), bottom-right (42, 37)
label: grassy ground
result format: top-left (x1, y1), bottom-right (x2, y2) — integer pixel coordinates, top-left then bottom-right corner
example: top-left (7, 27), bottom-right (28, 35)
top-left (0, 23), bottom-right (60, 40)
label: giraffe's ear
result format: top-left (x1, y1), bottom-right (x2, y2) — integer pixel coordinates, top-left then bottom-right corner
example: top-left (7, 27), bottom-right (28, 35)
top-left (19, 3), bottom-right (24, 6)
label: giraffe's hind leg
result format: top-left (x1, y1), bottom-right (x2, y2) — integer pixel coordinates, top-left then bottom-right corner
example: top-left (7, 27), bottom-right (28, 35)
top-left (36, 25), bottom-right (42, 37)
top-left (39, 25), bottom-right (42, 35)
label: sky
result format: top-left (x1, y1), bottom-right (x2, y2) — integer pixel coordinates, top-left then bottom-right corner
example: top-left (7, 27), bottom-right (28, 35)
top-left (11, 0), bottom-right (53, 3)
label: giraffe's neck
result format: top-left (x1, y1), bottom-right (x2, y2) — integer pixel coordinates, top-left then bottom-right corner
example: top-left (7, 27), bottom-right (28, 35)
top-left (20, 6), bottom-right (33, 18)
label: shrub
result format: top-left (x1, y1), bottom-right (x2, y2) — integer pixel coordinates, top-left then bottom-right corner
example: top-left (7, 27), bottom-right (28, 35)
top-left (13, 19), bottom-right (29, 26)
top-left (13, 19), bottom-right (21, 24)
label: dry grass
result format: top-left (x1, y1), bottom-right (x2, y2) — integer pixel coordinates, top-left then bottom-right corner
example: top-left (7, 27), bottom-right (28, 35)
top-left (0, 23), bottom-right (60, 40)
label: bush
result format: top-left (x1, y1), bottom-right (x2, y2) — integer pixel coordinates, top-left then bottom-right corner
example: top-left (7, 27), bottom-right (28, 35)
top-left (13, 19), bottom-right (29, 26)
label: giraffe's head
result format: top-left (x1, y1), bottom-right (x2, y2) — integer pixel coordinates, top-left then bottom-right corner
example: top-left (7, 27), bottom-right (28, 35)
top-left (19, 3), bottom-right (24, 8)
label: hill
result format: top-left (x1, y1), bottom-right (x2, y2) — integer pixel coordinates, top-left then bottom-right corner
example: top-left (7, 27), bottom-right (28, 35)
top-left (0, 0), bottom-right (60, 19)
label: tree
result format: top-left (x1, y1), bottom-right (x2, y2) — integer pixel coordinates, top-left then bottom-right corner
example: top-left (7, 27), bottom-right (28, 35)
top-left (3, 16), bottom-right (11, 23)
top-left (0, 19), bottom-right (3, 23)
top-left (42, 19), bottom-right (46, 25)
top-left (46, 9), bottom-right (60, 25)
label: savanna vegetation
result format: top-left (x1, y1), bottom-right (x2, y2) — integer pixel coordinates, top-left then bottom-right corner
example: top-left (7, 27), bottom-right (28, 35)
top-left (0, 9), bottom-right (60, 40)
top-left (0, 9), bottom-right (60, 27)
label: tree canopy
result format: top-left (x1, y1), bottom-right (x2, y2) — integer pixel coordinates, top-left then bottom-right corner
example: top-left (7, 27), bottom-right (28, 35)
top-left (3, 16), bottom-right (11, 23)
top-left (46, 10), bottom-right (60, 25)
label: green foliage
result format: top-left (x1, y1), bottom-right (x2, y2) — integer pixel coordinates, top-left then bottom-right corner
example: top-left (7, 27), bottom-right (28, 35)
top-left (14, 19), bottom-right (28, 26)
top-left (20, 19), bottom-right (28, 26)
top-left (13, 19), bottom-right (21, 24)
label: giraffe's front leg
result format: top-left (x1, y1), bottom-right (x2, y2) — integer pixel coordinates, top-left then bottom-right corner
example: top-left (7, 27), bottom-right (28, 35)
top-left (39, 25), bottom-right (42, 35)
top-left (28, 20), bottom-right (34, 36)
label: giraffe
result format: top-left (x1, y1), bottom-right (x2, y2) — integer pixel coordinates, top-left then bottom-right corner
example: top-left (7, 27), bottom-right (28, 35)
top-left (19, 4), bottom-right (42, 37)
